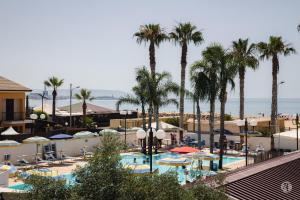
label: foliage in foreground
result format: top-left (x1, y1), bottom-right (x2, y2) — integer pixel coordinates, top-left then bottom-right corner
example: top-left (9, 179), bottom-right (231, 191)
top-left (21, 133), bottom-right (228, 200)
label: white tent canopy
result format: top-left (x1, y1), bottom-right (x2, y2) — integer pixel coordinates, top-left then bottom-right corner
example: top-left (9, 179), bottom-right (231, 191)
top-left (274, 129), bottom-right (300, 150)
top-left (1, 127), bottom-right (20, 135)
top-left (147, 122), bottom-right (181, 131)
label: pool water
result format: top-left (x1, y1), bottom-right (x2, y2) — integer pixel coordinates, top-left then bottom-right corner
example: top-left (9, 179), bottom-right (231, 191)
top-left (121, 152), bottom-right (244, 184)
top-left (9, 153), bottom-right (244, 190)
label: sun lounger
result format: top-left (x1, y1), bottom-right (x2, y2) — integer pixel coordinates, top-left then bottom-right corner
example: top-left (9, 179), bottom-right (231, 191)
top-left (36, 156), bottom-right (54, 165)
top-left (17, 158), bottom-right (30, 166)
top-left (80, 148), bottom-right (93, 159)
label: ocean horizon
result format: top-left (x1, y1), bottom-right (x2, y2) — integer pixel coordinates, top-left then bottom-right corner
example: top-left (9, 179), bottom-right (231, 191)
top-left (29, 97), bottom-right (300, 117)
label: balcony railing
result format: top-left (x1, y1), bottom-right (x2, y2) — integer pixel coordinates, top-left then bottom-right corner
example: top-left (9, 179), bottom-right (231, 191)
top-left (2, 112), bottom-right (25, 121)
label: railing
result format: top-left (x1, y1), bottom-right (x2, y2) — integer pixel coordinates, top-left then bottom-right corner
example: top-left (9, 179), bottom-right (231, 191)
top-left (1, 112), bottom-right (25, 121)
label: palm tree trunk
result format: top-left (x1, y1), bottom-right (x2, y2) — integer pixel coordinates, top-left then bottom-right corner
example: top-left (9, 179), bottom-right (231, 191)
top-left (209, 96), bottom-right (215, 170)
top-left (155, 106), bottom-right (159, 130)
top-left (179, 42), bottom-right (188, 142)
top-left (83, 100), bottom-right (87, 126)
top-left (141, 103), bottom-right (147, 131)
top-left (239, 67), bottom-right (245, 120)
top-left (196, 100), bottom-right (202, 149)
top-left (149, 42), bottom-right (156, 75)
top-left (219, 87), bottom-right (226, 169)
top-left (52, 89), bottom-right (57, 121)
top-left (270, 55), bottom-right (279, 151)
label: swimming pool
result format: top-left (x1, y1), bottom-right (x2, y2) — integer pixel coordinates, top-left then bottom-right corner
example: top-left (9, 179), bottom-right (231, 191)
top-left (9, 153), bottom-right (244, 190)
top-left (121, 152), bottom-right (244, 183)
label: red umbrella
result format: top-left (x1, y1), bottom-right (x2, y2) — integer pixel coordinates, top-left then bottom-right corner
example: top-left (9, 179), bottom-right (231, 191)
top-left (170, 146), bottom-right (200, 154)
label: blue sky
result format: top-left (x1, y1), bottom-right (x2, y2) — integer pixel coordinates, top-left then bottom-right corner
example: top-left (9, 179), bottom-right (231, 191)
top-left (0, 0), bottom-right (299, 98)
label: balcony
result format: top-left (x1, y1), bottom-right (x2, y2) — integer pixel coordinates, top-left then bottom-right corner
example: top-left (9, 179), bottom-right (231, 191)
top-left (2, 112), bottom-right (25, 121)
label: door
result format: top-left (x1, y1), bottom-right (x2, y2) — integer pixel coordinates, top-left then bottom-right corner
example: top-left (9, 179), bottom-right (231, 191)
top-left (6, 99), bottom-right (14, 120)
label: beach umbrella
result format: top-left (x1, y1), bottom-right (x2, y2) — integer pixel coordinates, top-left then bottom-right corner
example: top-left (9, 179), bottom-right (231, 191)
top-left (0, 165), bottom-right (17, 174)
top-left (23, 136), bottom-right (50, 161)
top-left (184, 151), bottom-right (211, 159)
top-left (170, 146), bottom-right (200, 154)
top-left (50, 134), bottom-right (73, 140)
top-left (127, 164), bottom-right (152, 175)
top-left (156, 157), bottom-right (192, 167)
top-left (1, 126), bottom-right (20, 135)
top-left (0, 140), bottom-right (20, 148)
top-left (99, 129), bottom-right (119, 134)
top-left (73, 131), bottom-right (97, 138)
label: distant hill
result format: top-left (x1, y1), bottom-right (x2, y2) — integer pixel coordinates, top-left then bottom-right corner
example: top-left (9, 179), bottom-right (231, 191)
top-left (28, 89), bottom-right (128, 100)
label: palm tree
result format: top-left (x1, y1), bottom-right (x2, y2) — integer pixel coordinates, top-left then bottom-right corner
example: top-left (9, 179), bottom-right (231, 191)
top-left (75, 89), bottom-right (94, 126)
top-left (189, 69), bottom-right (210, 149)
top-left (136, 67), bottom-right (179, 130)
top-left (134, 24), bottom-right (168, 75)
top-left (191, 44), bottom-right (221, 169)
top-left (116, 84), bottom-right (147, 131)
top-left (169, 22), bottom-right (204, 141)
top-left (217, 49), bottom-right (236, 169)
top-left (44, 76), bottom-right (64, 121)
top-left (232, 39), bottom-right (259, 120)
top-left (257, 36), bottom-right (295, 150)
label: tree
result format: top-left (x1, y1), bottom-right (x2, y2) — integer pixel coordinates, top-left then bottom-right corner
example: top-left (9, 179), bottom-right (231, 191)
top-left (231, 38), bottom-right (259, 120)
top-left (191, 44), bottom-right (222, 169)
top-left (169, 22), bottom-right (204, 142)
top-left (116, 84), bottom-right (147, 131)
top-left (73, 132), bottom-right (128, 200)
top-left (217, 48), bottom-right (236, 169)
top-left (134, 24), bottom-right (168, 75)
top-left (22, 175), bottom-right (71, 200)
top-left (44, 76), bottom-right (64, 121)
top-left (75, 89), bottom-right (94, 126)
top-left (257, 36), bottom-right (295, 150)
top-left (189, 70), bottom-right (210, 149)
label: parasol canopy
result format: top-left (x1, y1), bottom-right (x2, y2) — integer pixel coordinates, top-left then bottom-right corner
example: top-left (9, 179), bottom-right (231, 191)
top-left (50, 134), bottom-right (73, 140)
top-left (170, 146), bottom-right (200, 154)
top-left (0, 140), bottom-right (20, 147)
top-left (99, 129), bottom-right (119, 134)
top-left (73, 131), bottom-right (97, 138)
top-left (23, 136), bottom-right (50, 144)
top-left (1, 126), bottom-right (20, 135)
top-left (156, 157), bottom-right (192, 166)
top-left (127, 164), bottom-right (151, 175)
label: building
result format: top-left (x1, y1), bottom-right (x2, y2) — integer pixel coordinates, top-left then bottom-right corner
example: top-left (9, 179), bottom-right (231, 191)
top-left (0, 76), bottom-right (31, 132)
top-left (224, 150), bottom-right (300, 199)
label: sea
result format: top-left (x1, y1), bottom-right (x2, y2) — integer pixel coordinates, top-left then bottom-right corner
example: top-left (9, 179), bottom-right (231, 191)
top-left (28, 98), bottom-right (300, 117)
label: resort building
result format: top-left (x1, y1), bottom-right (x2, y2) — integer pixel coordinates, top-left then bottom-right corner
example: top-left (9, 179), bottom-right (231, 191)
top-left (0, 76), bottom-right (31, 132)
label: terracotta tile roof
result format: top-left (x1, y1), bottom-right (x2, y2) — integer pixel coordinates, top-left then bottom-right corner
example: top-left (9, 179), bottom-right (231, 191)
top-left (225, 151), bottom-right (300, 200)
top-left (0, 76), bottom-right (31, 92)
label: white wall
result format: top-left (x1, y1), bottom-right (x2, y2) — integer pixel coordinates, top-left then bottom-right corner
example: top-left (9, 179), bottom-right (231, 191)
top-left (0, 137), bottom-right (101, 164)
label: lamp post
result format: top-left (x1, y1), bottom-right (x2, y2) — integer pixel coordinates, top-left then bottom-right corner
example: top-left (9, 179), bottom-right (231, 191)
top-left (120, 110), bottom-right (132, 145)
top-left (69, 84), bottom-right (80, 128)
top-left (30, 113), bottom-right (46, 133)
top-left (156, 129), bottom-right (166, 154)
top-left (292, 114), bottom-right (299, 150)
top-left (136, 128), bottom-right (164, 173)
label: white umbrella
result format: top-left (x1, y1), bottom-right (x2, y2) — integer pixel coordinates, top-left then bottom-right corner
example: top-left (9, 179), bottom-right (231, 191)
top-left (1, 127), bottom-right (20, 135)
top-left (0, 140), bottom-right (20, 147)
top-left (99, 129), bottom-right (119, 134)
top-left (73, 131), bottom-right (97, 138)
top-left (23, 136), bottom-right (50, 161)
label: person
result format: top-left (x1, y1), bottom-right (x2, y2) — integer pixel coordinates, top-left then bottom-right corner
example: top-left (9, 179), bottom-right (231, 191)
top-left (133, 157), bottom-right (137, 163)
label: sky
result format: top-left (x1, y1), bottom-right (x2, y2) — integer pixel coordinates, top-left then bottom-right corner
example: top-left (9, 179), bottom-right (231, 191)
top-left (0, 0), bottom-right (299, 98)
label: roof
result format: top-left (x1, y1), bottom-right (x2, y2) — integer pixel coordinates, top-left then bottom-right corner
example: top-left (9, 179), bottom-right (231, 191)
top-left (274, 128), bottom-right (300, 138)
top-left (59, 102), bottom-right (118, 115)
top-left (225, 151), bottom-right (300, 200)
top-left (0, 76), bottom-right (31, 92)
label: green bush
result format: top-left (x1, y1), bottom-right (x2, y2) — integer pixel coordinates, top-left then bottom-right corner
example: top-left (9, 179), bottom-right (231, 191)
top-left (164, 117), bottom-right (179, 127)
top-left (224, 114), bottom-right (233, 121)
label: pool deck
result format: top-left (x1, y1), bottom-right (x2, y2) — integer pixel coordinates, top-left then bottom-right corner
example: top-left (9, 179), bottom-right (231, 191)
top-left (7, 153), bottom-right (248, 188)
